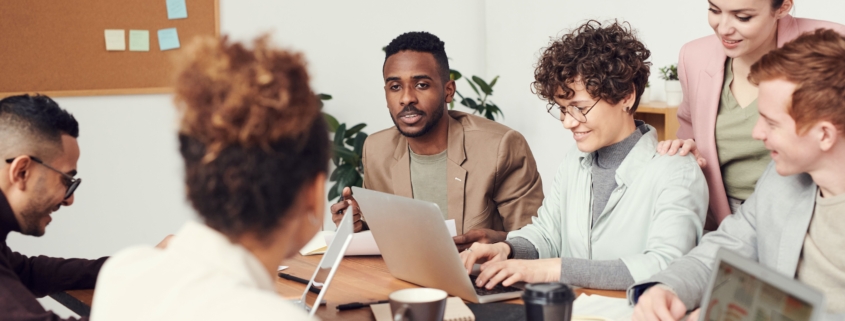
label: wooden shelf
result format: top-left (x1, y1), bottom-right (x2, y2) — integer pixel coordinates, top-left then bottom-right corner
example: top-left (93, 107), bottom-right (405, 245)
top-left (635, 101), bottom-right (679, 141)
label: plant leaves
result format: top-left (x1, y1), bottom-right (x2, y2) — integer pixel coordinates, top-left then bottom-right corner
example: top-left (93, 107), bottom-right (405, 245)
top-left (330, 165), bottom-right (341, 181)
top-left (323, 113), bottom-right (339, 132)
top-left (465, 79), bottom-right (480, 96)
top-left (489, 75), bottom-right (499, 88)
top-left (333, 144), bottom-right (359, 165)
top-left (450, 69), bottom-right (462, 81)
top-left (317, 93), bottom-right (333, 100)
top-left (334, 123), bottom-right (347, 147)
top-left (353, 132), bottom-right (368, 156)
top-left (344, 123), bottom-right (367, 138)
top-left (328, 180), bottom-right (340, 201)
top-left (472, 76), bottom-right (492, 95)
top-left (336, 169), bottom-right (357, 199)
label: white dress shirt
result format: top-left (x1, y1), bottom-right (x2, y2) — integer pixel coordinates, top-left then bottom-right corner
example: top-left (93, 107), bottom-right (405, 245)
top-left (90, 221), bottom-right (313, 320)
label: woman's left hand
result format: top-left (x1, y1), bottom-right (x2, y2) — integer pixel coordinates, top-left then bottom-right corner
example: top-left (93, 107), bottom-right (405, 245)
top-left (473, 258), bottom-right (561, 290)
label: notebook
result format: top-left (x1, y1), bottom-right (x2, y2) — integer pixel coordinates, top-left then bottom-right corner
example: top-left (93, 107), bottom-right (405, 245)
top-left (371, 297), bottom-right (475, 321)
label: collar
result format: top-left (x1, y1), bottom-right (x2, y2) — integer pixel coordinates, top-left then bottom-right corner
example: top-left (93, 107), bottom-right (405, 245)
top-left (579, 121), bottom-right (657, 187)
top-left (167, 221), bottom-right (276, 292)
top-left (392, 110), bottom-right (467, 166)
top-left (0, 191), bottom-right (21, 242)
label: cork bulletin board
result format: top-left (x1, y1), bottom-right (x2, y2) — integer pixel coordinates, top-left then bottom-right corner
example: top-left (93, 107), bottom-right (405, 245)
top-left (0, 0), bottom-right (220, 97)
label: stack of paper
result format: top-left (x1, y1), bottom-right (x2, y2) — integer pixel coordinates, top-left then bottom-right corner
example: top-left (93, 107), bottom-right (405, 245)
top-left (573, 293), bottom-right (633, 321)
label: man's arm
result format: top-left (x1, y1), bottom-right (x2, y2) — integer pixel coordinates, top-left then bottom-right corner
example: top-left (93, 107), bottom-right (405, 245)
top-left (492, 130), bottom-right (544, 231)
top-left (5, 245), bottom-right (107, 297)
top-left (0, 261), bottom-right (89, 321)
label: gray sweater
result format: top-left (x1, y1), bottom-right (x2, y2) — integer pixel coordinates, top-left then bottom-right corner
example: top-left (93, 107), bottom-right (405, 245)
top-left (506, 121), bottom-right (647, 290)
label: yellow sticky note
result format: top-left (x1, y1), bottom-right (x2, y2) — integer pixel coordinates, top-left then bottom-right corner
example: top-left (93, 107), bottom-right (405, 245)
top-left (129, 30), bottom-right (150, 52)
top-left (104, 29), bottom-right (125, 51)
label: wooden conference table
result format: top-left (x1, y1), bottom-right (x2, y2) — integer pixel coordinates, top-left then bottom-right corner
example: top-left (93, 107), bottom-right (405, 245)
top-left (56, 254), bottom-right (626, 320)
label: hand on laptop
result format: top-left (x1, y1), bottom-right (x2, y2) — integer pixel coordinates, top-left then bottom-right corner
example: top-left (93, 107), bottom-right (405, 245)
top-left (330, 187), bottom-right (364, 232)
top-left (473, 258), bottom-right (561, 290)
top-left (453, 229), bottom-right (508, 251)
top-left (632, 285), bottom-right (687, 321)
top-left (459, 242), bottom-right (511, 274)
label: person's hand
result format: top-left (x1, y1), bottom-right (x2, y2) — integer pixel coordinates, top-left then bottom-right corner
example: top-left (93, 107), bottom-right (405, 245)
top-left (453, 229), bottom-right (508, 251)
top-left (155, 234), bottom-right (175, 249)
top-left (459, 242), bottom-right (511, 274)
top-left (632, 285), bottom-right (687, 321)
top-left (473, 258), bottom-right (561, 289)
top-left (656, 139), bottom-right (706, 168)
top-left (329, 187), bottom-right (363, 232)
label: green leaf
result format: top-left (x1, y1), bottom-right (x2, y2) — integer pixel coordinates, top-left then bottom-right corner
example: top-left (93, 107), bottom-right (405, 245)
top-left (352, 174), bottom-right (364, 188)
top-left (333, 144), bottom-right (359, 164)
top-left (344, 123), bottom-right (367, 138)
top-left (488, 103), bottom-right (504, 118)
top-left (450, 69), bottom-right (462, 81)
top-left (317, 93), bottom-right (333, 100)
top-left (336, 169), bottom-right (357, 199)
top-left (462, 98), bottom-right (479, 112)
top-left (472, 76), bottom-right (492, 95)
top-left (465, 79), bottom-right (480, 96)
top-left (485, 109), bottom-right (494, 120)
top-left (323, 113), bottom-right (339, 132)
top-left (489, 75), bottom-right (499, 88)
top-left (345, 137), bottom-right (355, 147)
top-left (328, 181), bottom-right (340, 201)
top-left (330, 165), bottom-right (341, 181)
top-left (334, 124), bottom-right (347, 147)
top-left (353, 132), bottom-right (368, 156)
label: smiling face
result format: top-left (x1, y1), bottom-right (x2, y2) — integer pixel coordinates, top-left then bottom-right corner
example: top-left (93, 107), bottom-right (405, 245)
top-left (752, 79), bottom-right (820, 176)
top-left (707, 0), bottom-right (790, 59)
top-left (15, 135), bottom-right (79, 236)
top-left (383, 50), bottom-right (455, 138)
top-left (555, 80), bottom-right (637, 153)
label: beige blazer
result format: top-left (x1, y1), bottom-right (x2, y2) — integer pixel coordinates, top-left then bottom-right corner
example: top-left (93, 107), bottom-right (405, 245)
top-left (361, 111), bottom-right (543, 233)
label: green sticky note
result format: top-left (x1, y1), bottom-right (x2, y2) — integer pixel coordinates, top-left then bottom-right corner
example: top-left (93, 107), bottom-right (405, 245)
top-left (157, 28), bottom-right (180, 51)
top-left (129, 30), bottom-right (150, 52)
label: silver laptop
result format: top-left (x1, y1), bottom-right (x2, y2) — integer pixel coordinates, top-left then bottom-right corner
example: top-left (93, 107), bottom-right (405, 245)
top-left (297, 208), bottom-right (354, 318)
top-left (352, 186), bottom-right (523, 303)
top-left (699, 248), bottom-right (826, 321)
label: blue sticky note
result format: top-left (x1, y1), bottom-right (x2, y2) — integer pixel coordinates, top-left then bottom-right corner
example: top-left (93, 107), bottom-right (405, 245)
top-left (157, 28), bottom-right (180, 51)
top-left (166, 0), bottom-right (187, 20)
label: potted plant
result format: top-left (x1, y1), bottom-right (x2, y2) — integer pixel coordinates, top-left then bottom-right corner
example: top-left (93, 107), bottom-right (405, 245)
top-left (640, 81), bottom-right (651, 104)
top-left (660, 64), bottom-right (682, 106)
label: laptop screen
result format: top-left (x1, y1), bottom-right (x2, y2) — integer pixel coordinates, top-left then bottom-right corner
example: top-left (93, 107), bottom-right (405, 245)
top-left (702, 260), bottom-right (815, 321)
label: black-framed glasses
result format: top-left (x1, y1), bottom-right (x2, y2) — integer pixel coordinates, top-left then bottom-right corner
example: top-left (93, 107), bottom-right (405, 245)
top-left (547, 98), bottom-right (601, 123)
top-left (4, 156), bottom-right (81, 200)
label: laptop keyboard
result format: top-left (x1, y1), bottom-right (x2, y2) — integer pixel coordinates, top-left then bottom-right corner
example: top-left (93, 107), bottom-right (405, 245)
top-left (469, 275), bottom-right (523, 296)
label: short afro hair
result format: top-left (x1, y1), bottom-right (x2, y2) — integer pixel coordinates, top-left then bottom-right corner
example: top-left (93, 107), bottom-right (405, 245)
top-left (384, 31), bottom-right (450, 81)
top-left (533, 20), bottom-right (651, 114)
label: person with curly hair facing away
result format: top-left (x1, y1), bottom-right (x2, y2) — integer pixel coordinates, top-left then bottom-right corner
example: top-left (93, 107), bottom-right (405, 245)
top-left (460, 20), bottom-right (708, 291)
top-left (89, 35), bottom-right (330, 321)
top-left (330, 31), bottom-right (544, 251)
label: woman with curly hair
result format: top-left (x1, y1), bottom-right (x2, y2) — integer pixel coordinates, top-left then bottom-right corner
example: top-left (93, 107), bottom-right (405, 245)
top-left (89, 35), bottom-right (330, 320)
top-left (460, 20), bottom-right (709, 291)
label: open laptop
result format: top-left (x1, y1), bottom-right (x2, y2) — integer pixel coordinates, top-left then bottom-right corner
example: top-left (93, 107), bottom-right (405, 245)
top-left (352, 186), bottom-right (523, 303)
top-left (698, 248), bottom-right (826, 321)
top-left (296, 208), bottom-right (354, 318)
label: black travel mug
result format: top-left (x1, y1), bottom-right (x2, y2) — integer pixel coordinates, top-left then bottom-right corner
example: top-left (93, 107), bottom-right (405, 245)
top-left (523, 283), bottom-right (576, 321)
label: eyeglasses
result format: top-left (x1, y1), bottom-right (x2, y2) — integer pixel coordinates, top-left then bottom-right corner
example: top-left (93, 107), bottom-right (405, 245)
top-left (546, 98), bottom-right (601, 123)
top-left (5, 156), bottom-right (81, 200)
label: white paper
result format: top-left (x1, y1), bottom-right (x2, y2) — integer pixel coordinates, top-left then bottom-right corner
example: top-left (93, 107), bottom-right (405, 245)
top-left (573, 293), bottom-right (634, 321)
top-left (297, 230), bottom-right (332, 256)
top-left (104, 29), bottom-right (125, 51)
top-left (323, 219), bottom-right (458, 256)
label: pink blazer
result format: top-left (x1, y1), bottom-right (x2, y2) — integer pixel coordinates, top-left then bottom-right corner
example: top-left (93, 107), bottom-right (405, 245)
top-left (676, 15), bottom-right (845, 229)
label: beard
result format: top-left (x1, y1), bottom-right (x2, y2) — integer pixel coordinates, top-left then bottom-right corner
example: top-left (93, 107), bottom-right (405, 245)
top-left (391, 103), bottom-right (445, 138)
top-left (18, 186), bottom-right (56, 237)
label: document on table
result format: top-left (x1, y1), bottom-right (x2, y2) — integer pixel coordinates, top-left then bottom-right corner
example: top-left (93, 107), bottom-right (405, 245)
top-left (572, 293), bottom-right (633, 321)
top-left (298, 219), bottom-right (458, 256)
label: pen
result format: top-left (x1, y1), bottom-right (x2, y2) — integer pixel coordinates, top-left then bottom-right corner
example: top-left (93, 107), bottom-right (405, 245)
top-left (278, 272), bottom-right (321, 295)
top-left (336, 300), bottom-right (390, 311)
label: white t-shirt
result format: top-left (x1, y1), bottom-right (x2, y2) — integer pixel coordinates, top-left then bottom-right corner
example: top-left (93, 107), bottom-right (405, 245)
top-left (90, 221), bottom-right (314, 321)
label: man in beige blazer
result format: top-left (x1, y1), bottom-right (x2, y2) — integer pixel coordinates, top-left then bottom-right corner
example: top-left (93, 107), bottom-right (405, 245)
top-left (331, 31), bottom-right (543, 250)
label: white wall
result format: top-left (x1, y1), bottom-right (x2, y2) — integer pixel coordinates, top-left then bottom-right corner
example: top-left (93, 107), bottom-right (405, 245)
top-left (6, 0), bottom-right (845, 314)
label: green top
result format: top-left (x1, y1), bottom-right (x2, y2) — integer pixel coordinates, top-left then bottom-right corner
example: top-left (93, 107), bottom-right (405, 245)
top-left (715, 58), bottom-right (771, 200)
top-left (409, 148), bottom-right (448, 219)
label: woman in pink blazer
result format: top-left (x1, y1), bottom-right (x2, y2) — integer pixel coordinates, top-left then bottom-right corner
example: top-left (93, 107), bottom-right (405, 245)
top-left (659, 0), bottom-right (845, 229)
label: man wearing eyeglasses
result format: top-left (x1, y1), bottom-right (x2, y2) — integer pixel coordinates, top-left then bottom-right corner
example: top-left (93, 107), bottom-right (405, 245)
top-left (2, 94), bottom-right (105, 321)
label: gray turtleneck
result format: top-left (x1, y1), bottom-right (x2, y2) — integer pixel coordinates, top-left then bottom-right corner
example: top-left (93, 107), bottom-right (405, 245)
top-left (505, 121), bottom-right (648, 290)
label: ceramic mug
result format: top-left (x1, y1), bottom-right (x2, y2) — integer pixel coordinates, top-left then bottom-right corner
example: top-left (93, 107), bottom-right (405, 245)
top-left (389, 288), bottom-right (448, 321)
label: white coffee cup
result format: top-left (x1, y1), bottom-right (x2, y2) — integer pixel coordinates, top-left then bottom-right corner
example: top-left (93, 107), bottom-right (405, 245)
top-left (389, 288), bottom-right (448, 321)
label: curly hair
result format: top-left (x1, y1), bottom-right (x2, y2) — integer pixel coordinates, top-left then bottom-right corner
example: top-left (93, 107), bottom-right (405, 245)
top-left (174, 35), bottom-right (330, 241)
top-left (384, 31), bottom-right (450, 81)
top-left (532, 20), bottom-right (651, 114)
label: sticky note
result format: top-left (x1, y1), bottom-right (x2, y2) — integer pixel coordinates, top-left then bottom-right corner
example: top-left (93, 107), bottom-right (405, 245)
top-left (157, 28), bottom-right (180, 51)
top-left (104, 29), bottom-right (125, 51)
top-left (129, 30), bottom-right (150, 51)
top-left (166, 0), bottom-right (187, 19)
